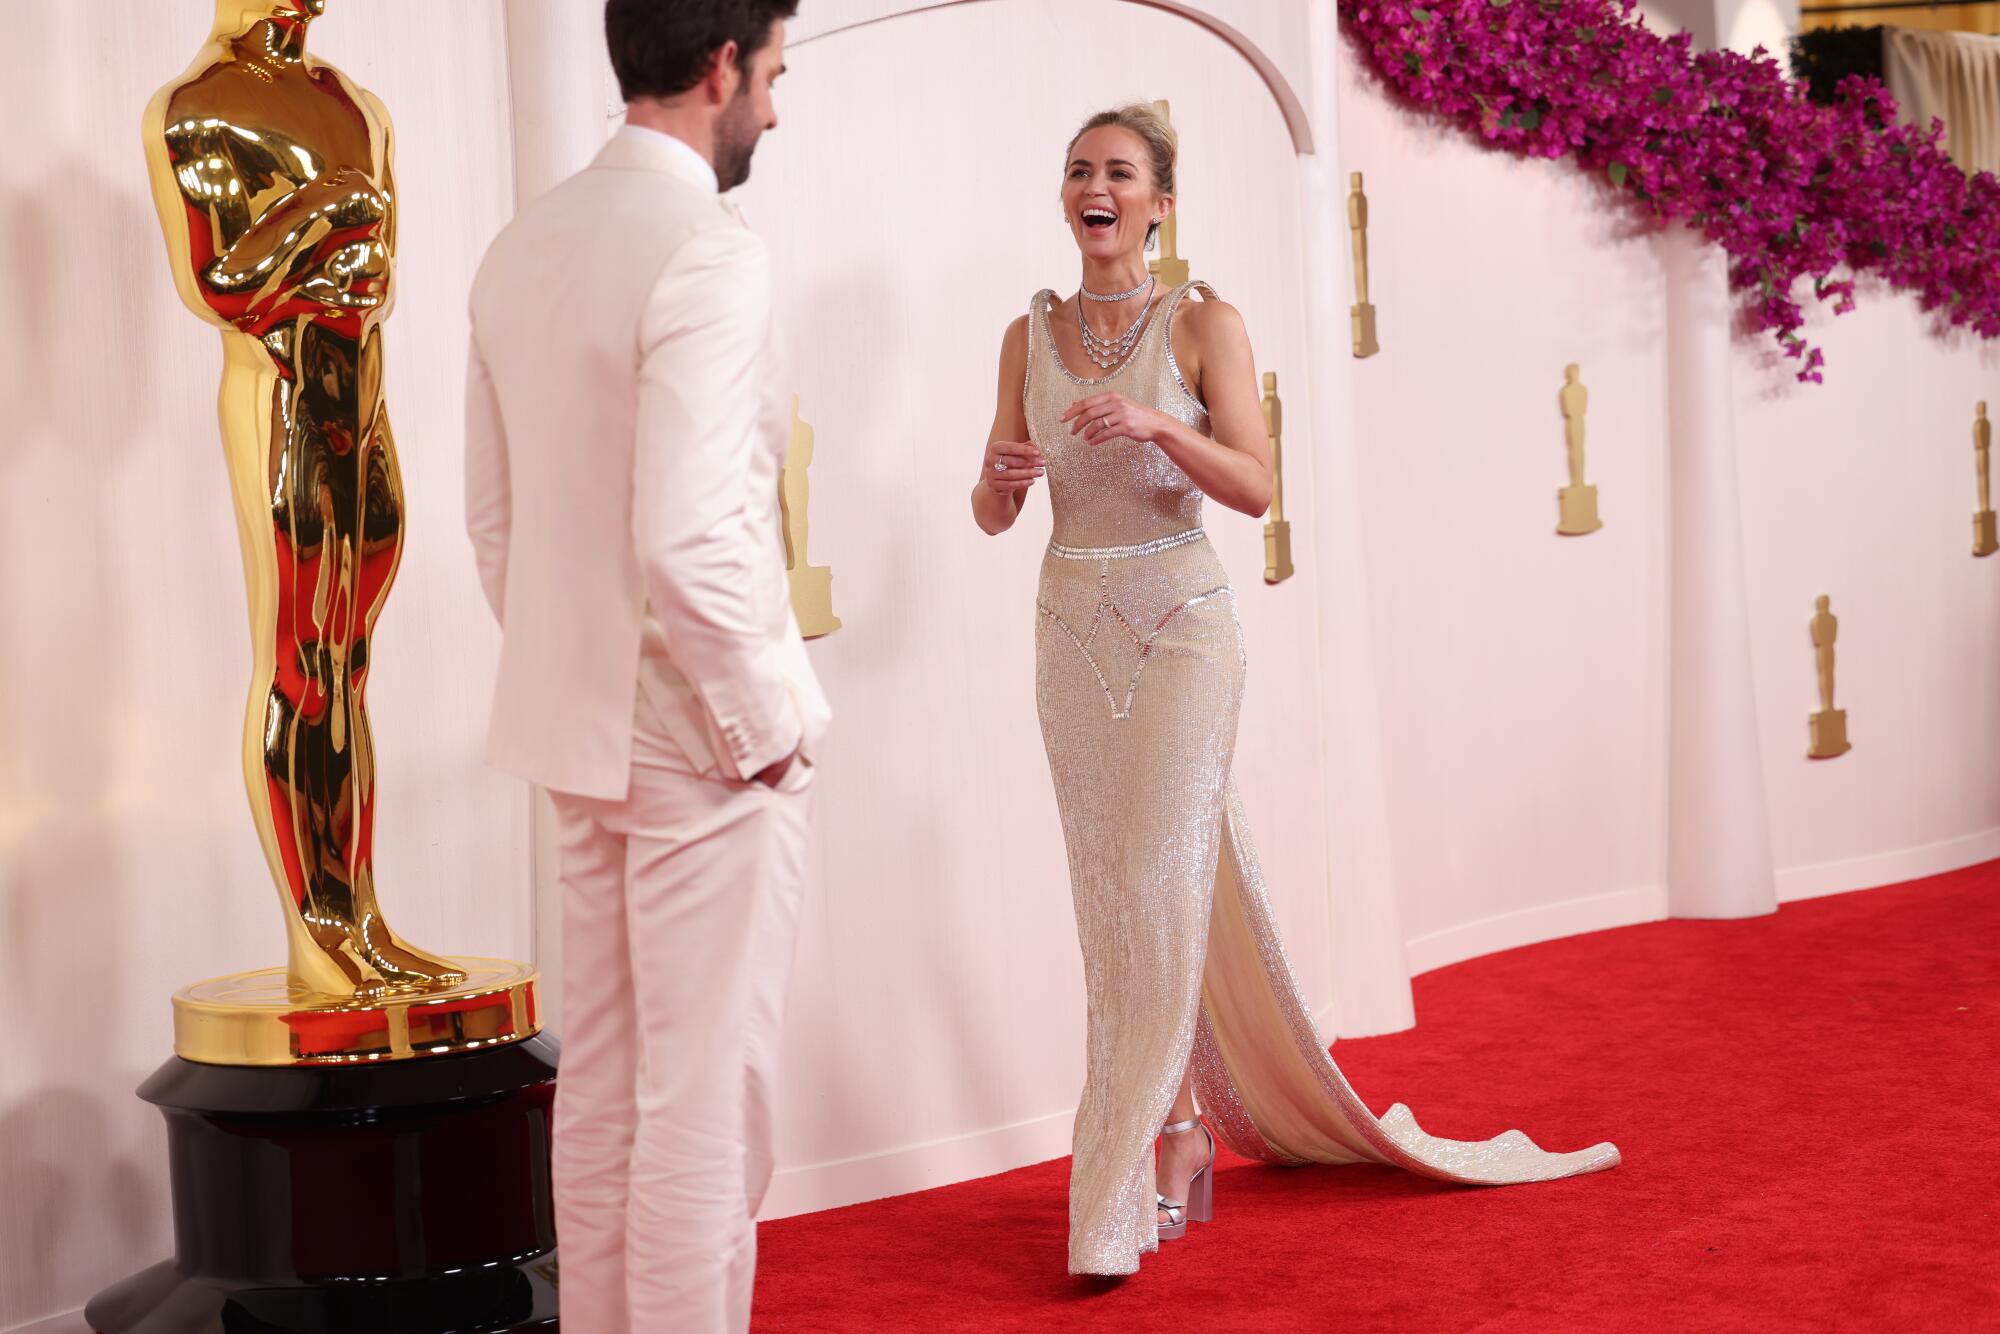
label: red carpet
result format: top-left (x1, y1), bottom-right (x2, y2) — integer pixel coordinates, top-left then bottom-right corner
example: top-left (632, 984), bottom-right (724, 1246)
top-left (752, 863), bottom-right (2000, 1331)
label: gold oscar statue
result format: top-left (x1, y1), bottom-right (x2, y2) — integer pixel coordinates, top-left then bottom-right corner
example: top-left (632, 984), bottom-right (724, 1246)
top-left (1808, 594), bottom-right (1851, 759)
top-left (1349, 172), bottom-right (1380, 358)
top-left (1147, 100), bottom-right (1191, 289)
top-left (783, 397), bottom-right (841, 638)
top-left (143, 0), bottom-right (535, 1063)
top-left (1974, 402), bottom-right (1997, 557)
top-left (1262, 372), bottom-right (1294, 584)
top-left (1556, 364), bottom-right (1603, 535)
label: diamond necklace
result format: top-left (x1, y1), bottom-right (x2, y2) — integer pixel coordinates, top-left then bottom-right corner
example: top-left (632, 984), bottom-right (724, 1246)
top-left (1080, 275), bottom-right (1153, 302)
top-left (1075, 278), bottom-right (1155, 370)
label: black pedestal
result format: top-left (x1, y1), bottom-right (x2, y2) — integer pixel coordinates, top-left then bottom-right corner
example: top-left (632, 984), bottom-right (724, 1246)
top-left (86, 1036), bottom-right (560, 1333)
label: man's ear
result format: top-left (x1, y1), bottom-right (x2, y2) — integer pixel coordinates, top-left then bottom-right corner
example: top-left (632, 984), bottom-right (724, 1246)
top-left (705, 40), bottom-right (742, 105)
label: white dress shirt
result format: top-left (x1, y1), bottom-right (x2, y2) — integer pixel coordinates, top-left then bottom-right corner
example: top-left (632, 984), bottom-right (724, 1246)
top-left (617, 123), bottom-right (718, 193)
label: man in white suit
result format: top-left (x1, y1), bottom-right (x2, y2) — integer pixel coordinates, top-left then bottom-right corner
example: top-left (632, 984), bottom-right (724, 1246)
top-left (463, 2), bottom-right (822, 1329)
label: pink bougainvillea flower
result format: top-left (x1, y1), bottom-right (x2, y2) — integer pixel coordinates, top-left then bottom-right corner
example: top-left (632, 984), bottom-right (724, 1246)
top-left (1340, 0), bottom-right (2000, 380)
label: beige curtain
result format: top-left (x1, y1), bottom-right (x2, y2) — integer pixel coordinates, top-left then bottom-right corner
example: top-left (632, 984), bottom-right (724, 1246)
top-left (1885, 26), bottom-right (2000, 175)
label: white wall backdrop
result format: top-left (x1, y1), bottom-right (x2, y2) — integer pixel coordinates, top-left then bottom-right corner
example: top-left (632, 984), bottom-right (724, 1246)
top-left (9, 0), bottom-right (2000, 1324)
top-left (0, 3), bottom-right (524, 1328)
top-left (1734, 299), bottom-right (2000, 897)
top-left (1336, 67), bottom-right (1676, 973)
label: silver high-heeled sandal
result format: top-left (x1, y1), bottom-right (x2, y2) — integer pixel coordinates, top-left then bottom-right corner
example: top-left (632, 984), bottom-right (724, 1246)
top-left (1155, 1116), bottom-right (1216, 1241)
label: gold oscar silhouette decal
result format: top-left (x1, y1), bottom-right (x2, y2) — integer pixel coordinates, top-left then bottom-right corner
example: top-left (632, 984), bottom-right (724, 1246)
top-left (1349, 172), bottom-right (1379, 358)
top-left (1556, 364), bottom-right (1603, 535)
top-left (1262, 372), bottom-right (1294, 585)
top-left (782, 397), bottom-right (841, 638)
top-left (1808, 594), bottom-right (1851, 759)
top-left (1147, 100), bottom-right (1191, 289)
top-left (1974, 402), bottom-right (1997, 558)
top-left (144, 1), bottom-right (536, 1062)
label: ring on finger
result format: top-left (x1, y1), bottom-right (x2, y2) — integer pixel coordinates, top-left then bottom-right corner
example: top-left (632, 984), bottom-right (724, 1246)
top-left (994, 460), bottom-right (1008, 472)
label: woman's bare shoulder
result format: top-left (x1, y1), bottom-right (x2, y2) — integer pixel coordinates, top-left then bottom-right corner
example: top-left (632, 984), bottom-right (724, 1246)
top-left (1173, 290), bottom-right (1245, 340)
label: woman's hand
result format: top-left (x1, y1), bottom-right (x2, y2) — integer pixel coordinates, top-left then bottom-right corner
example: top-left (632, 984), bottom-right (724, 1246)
top-left (1062, 392), bottom-right (1174, 447)
top-left (983, 437), bottom-right (1045, 496)
top-left (973, 314), bottom-right (1037, 535)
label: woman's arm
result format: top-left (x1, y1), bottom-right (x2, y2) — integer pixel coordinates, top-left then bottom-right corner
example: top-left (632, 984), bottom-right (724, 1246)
top-left (971, 315), bottom-right (1045, 535)
top-left (1060, 299), bottom-right (1273, 518)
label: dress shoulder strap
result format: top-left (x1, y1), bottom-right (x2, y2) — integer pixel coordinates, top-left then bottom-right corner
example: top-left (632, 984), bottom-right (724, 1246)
top-left (1161, 279), bottom-right (1219, 317)
top-left (1160, 280), bottom-right (1220, 410)
top-left (1025, 288), bottom-right (1056, 403)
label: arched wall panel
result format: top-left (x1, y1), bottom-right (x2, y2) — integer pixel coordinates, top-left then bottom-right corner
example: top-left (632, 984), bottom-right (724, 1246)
top-left (730, 0), bottom-right (1330, 1218)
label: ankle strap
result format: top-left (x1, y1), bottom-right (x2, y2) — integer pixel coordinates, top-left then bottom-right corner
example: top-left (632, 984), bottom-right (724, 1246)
top-left (1161, 1117), bottom-right (1203, 1136)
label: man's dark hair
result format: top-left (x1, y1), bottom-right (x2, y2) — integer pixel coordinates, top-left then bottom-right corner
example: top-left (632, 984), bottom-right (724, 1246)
top-left (604, 0), bottom-right (799, 102)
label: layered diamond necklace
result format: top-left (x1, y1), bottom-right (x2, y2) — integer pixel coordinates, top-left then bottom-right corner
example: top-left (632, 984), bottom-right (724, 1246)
top-left (1075, 274), bottom-right (1156, 371)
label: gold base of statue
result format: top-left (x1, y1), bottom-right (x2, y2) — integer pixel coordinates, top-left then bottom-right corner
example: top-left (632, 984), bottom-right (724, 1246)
top-left (173, 958), bottom-right (540, 1067)
top-left (1264, 519), bottom-right (1294, 585)
top-left (1975, 510), bottom-right (1997, 557)
top-left (1808, 709), bottom-right (1851, 760)
top-left (1558, 484), bottom-right (1603, 536)
top-left (789, 565), bottom-right (842, 639)
top-left (1351, 303), bottom-right (1379, 358)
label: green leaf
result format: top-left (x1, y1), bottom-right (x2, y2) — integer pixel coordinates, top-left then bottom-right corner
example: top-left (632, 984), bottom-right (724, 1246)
top-left (1403, 51), bottom-right (1421, 75)
top-left (1651, 86), bottom-right (1673, 105)
top-left (1411, 6), bottom-right (1434, 19)
top-left (1489, 0), bottom-right (1512, 8)
top-left (1521, 107), bottom-right (1543, 129)
top-left (1608, 162), bottom-right (1629, 187)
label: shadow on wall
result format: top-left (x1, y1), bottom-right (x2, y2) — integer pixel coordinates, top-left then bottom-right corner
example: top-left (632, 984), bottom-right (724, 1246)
top-left (0, 1089), bottom-right (162, 1329)
top-left (0, 61), bottom-right (182, 1329)
top-left (781, 254), bottom-right (1011, 1142)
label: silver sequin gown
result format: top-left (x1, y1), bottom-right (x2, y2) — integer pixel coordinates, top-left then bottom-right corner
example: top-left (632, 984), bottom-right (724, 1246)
top-left (1026, 282), bottom-right (1621, 1277)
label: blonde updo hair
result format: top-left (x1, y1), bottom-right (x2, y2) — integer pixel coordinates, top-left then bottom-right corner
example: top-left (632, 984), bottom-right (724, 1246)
top-left (1064, 104), bottom-right (1178, 247)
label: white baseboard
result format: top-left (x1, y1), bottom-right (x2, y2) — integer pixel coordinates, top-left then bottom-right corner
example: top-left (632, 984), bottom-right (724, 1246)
top-left (1775, 827), bottom-right (2000, 903)
top-left (1393, 833), bottom-right (2000, 985)
top-left (1403, 884), bottom-right (1669, 978)
top-left (759, 880), bottom-right (1693, 1221)
top-left (698, 840), bottom-right (2000, 1224)
top-left (9, 1311), bottom-right (86, 1334)
top-left (757, 1107), bottom-right (1074, 1222)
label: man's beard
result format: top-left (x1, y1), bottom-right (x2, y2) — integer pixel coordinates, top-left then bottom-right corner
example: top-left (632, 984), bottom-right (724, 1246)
top-left (715, 89), bottom-right (762, 192)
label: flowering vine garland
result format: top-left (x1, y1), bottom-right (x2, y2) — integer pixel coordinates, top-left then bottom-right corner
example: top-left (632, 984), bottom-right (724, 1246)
top-left (1339, 0), bottom-right (2000, 381)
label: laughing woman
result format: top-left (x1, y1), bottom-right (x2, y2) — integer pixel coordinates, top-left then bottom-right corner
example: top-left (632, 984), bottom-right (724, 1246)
top-left (972, 103), bottom-right (1620, 1277)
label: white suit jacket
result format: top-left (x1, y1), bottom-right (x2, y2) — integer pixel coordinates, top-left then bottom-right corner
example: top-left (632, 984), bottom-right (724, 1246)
top-left (465, 128), bottom-right (829, 801)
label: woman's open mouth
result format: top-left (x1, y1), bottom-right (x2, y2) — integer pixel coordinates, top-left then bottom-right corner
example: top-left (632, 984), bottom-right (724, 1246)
top-left (1081, 206), bottom-right (1118, 236)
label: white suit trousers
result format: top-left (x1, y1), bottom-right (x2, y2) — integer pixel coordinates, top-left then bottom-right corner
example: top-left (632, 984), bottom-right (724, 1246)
top-left (548, 726), bottom-right (813, 1334)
